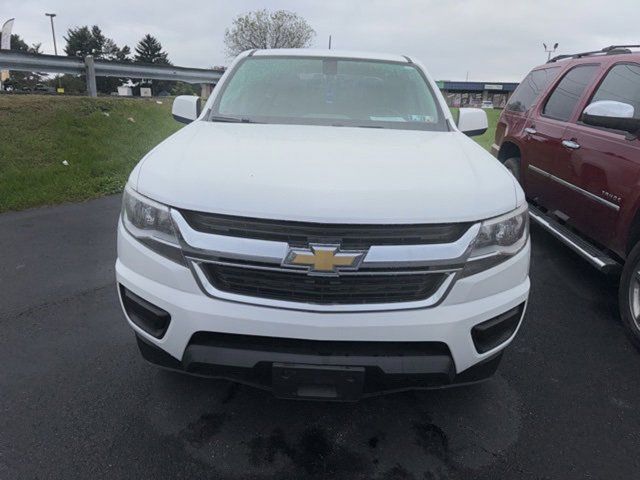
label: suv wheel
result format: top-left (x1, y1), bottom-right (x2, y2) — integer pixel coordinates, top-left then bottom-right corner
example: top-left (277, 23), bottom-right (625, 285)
top-left (619, 241), bottom-right (640, 349)
top-left (503, 157), bottom-right (521, 184)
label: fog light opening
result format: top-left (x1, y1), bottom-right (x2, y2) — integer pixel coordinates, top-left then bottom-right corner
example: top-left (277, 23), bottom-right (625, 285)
top-left (471, 303), bottom-right (525, 354)
top-left (119, 285), bottom-right (171, 338)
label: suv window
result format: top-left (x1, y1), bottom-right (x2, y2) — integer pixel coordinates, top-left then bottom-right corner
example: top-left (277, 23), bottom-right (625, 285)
top-left (591, 63), bottom-right (640, 119)
top-left (506, 67), bottom-right (560, 113)
top-left (542, 65), bottom-right (599, 121)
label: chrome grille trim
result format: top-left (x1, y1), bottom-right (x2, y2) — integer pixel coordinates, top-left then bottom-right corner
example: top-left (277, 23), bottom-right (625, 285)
top-left (171, 210), bottom-right (480, 312)
top-left (173, 210), bottom-right (480, 269)
top-left (172, 211), bottom-right (287, 264)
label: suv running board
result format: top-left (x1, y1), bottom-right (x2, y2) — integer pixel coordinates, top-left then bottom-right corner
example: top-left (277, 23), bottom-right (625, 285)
top-left (528, 204), bottom-right (620, 274)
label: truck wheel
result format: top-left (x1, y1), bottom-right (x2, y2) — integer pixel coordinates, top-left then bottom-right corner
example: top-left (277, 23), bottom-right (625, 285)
top-left (503, 157), bottom-right (521, 184)
top-left (619, 241), bottom-right (640, 349)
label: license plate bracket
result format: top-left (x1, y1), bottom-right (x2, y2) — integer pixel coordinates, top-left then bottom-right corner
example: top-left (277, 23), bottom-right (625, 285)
top-left (272, 363), bottom-right (365, 401)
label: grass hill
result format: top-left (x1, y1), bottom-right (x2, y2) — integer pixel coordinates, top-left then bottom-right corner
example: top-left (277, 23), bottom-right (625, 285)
top-left (0, 95), bottom-right (182, 212)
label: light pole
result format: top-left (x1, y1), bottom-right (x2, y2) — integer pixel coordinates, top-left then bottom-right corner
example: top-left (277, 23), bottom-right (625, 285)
top-left (544, 42), bottom-right (559, 61)
top-left (45, 13), bottom-right (58, 55)
top-left (45, 13), bottom-right (61, 90)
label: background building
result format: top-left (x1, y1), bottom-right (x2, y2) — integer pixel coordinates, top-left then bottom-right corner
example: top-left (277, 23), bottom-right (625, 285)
top-left (437, 80), bottom-right (519, 108)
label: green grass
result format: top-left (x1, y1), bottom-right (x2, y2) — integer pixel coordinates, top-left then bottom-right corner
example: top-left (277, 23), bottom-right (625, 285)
top-left (0, 98), bottom-right (499, 213)
top-left (449, 107), bottom-right (500, 151)
top-left (0, 95), bottom-right (182, 212)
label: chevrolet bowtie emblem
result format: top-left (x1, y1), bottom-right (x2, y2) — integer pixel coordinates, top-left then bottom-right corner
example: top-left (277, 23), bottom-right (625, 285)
top-left (283, 244), bottom-right (366, 275)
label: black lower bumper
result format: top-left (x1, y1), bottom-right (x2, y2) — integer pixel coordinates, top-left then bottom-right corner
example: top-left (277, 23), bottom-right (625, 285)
top-left (136, 332), bottom-right (502, 401)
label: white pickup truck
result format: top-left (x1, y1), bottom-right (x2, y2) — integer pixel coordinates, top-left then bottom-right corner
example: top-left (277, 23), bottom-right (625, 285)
top-left (116, 49), bottom-right (530, 401)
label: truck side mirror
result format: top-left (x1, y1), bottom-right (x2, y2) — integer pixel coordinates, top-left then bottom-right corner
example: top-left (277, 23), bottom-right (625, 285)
top-left (457, 108), bottom-right (488, 137)
top-left (172, 96), bottom-right (201, 124)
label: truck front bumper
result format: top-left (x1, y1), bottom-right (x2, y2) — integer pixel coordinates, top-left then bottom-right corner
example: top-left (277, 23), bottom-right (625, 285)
top-left (116, 222), bottom-right (530, 400)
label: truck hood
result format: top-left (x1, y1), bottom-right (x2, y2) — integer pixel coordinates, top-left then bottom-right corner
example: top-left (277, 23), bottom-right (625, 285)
top-left (134, 122), bottom-right (520, 224)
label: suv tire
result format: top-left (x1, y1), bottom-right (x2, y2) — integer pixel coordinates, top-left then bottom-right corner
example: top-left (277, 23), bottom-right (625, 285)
top-left (503, 157), bottom-right (521, 184)
top-left (619, 241), bottom-right (640, 349)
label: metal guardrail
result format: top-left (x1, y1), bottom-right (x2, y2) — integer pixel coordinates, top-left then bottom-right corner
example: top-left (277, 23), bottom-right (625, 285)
top-left (0, 51), bottom-right (224, 96)
top-left (0, 51), bottom-right (84, 74)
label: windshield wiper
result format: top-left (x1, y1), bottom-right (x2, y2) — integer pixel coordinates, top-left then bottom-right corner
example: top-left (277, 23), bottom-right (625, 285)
top-left (209, 115), bottom-right (257, 124)
top-left (330, 123), bottom-right (385, 129)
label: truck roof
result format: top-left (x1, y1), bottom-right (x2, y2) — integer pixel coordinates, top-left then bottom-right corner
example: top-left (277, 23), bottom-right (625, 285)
top-left (251, 48), bottom-right (411, 63)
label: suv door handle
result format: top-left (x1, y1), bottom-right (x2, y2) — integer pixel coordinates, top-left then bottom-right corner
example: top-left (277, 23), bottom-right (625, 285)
top-left (562, 139), bottom-right (580, 149)
top-left (524, 127), bottom-right (537, 135)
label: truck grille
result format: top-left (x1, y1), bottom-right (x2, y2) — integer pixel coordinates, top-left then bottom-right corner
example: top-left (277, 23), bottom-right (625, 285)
top-left (180, 210), bottom-right (470, 249)
top-left (200, 263), bottom-right (447, 305)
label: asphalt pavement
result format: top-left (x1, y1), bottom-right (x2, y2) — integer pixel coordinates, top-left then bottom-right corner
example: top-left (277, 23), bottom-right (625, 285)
top-left (1, 194), bottom-right (639, 479)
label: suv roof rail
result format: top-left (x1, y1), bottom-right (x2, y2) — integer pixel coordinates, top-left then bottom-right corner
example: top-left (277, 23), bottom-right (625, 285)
top-left (547, 45), bottom-right (640, 63)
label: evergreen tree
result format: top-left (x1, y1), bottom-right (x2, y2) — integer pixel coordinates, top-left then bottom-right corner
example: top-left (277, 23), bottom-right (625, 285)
top-left (103, 38), bottom-right (131, 62)
top-left (134, 34), bottom-right (173, 94)
top-left (63, 25), bottom-right (105, 57)
top-left (134, 34), bottom-right (170, 65)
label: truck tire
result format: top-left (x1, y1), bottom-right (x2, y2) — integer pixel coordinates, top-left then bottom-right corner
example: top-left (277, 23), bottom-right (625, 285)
top-left (503, 157), bottom-right (521, 184)
top-left (619, 241), bottom-right (640, 349)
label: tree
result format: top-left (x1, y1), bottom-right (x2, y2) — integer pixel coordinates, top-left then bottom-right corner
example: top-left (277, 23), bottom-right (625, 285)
top-left (103, 38), bottom-right (131, 62)
top-left (134, 34), bottom-right (172, 93)
top-left (171, 81), bottom-right (199, 96)
top-left (63, 25), bottom-right (131, 62)
top-left (100, 38), bottom-right (133, 93)
top-left (63, 25), bottom-right (131, 94)
top-left (134, 34), bottom-right (170, 64)
top-left (63, 25), bottom-right (105, 57)
top-left (47, 74), bottom-right (85, 94)
top-left (224, 9), bottom-right (315, 57)
top-left (0, 34), bottom-right (43, 89)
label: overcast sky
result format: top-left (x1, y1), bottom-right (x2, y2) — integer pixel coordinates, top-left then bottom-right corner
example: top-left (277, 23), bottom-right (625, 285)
top-left (2, 0), bottom-right (638, 82)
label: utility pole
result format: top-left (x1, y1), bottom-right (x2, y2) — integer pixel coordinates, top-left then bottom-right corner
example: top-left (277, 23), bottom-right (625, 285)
top-left (45, 13), bottom-right (61, 90)
top-left (544, 42), bottom-right (559, 61)
top-left (328, 35), bottom-right (332, 50)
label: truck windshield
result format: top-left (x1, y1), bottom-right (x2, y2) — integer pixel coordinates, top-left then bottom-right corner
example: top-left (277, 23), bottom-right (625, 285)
top-left (210, 56), bottom-right (447, 131)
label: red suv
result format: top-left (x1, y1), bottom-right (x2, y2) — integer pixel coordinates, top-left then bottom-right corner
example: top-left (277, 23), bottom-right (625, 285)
top-left (492, 45), bottom-right (640, 346)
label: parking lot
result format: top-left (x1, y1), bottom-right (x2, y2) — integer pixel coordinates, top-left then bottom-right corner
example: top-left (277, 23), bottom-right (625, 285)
top-left (1, 194), bottom-right (639, 479)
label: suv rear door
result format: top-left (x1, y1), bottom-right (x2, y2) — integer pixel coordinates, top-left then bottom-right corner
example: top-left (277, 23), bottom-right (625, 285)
top-left (524, 64), bottom-right (601, 216)
top-left (496, 66), bottom-right (560, 159)
top-left (561, 61), bottom-right (640, 253)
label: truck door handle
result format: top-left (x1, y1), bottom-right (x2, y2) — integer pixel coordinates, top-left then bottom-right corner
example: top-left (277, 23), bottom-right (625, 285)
top-left (562, 139), bottom-right (580, 149)
top-left (524, 127), bottom-right (537, 135)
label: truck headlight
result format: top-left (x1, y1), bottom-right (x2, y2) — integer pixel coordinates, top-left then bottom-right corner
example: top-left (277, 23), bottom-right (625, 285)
top-left (121, 185), bottom-right (185, 264)
top-left (461, 203), bottom-right (529, 276)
